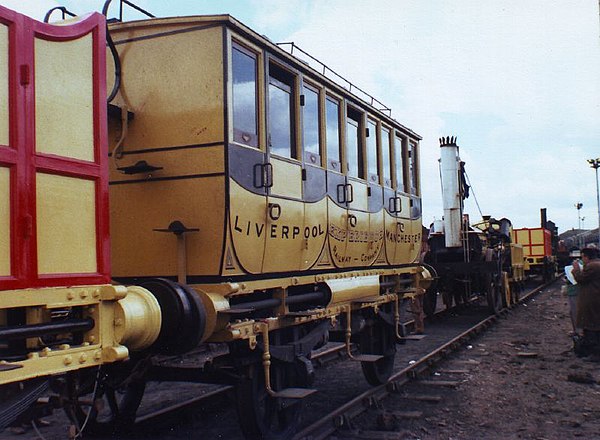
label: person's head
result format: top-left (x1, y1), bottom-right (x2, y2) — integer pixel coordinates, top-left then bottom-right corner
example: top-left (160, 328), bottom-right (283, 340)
top-left (581, 247), bottom-right (597, 263)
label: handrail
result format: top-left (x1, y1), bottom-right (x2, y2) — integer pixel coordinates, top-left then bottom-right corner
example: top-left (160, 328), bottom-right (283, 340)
top-left (276, 41), bottom-right (392, 117)
top-left (43, 6), bottom-right (77, 23)
top-left (102, 0), bottom-right (155, 22)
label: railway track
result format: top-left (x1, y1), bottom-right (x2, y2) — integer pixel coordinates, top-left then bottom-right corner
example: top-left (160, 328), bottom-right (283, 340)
top-left (16, 280), bottom-right (552, 440)
top-left (294, 280), bottom-right (550, 440)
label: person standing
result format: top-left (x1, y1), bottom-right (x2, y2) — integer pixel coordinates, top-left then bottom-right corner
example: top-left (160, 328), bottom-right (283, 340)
top-left (572, 247), bottom-right (600, 358)
top-left (564, 249), bottom-right (581, 336)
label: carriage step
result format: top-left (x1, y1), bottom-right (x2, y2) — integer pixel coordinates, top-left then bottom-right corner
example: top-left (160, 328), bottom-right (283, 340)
top-left (271, 387), bottom-right (317, 399)
top-left (352, 354), bottom-right (384, 362)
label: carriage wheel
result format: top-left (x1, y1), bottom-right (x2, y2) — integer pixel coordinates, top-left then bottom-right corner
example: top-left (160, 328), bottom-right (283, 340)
top-left (235, 361), bottom-right (303, 440)
top-left (485, 272), bottom-right (503, 315)
top-left (62, 362), bottom-right (146, 436)
top-left (359, 319), bottom-right (396, 386)
top-left (423, 287), bottom-right (438, 317)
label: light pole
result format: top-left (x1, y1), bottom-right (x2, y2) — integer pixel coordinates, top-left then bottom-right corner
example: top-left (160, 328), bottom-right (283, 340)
top-left (576, 202), bottom-right (583, 248)
top-left (588, 158), bottom-right (600, 249)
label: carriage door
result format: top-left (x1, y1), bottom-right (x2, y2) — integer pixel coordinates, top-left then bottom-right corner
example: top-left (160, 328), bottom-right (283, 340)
top-left (343, 108), bottom-right (370, 268)
top-left (325, 95), bottom-right (348, 267)
top-left (262, 60), bottom-right (304, 273)
top-left (300, 83), bottom-right (327, 270)
top-left (407, 140), bottom-right (422, 262)
top-left (228, 42), bottom-right (267, 274)
top-left (384, 132), bottom-right (412, 265)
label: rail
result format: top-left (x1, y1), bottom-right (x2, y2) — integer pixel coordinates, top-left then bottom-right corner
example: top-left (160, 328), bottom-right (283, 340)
top-left (276, 42), bottom-right (392, 116)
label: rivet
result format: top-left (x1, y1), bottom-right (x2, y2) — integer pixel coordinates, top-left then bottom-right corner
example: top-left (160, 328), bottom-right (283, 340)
top-left (80, 290), bottom-right (88, 299)
top-left (66, 291), bottom-right (74, 300)
top-left (63, 355), bottom-right (73, 366)
top-left (79, 354), bottom-right (87, 364)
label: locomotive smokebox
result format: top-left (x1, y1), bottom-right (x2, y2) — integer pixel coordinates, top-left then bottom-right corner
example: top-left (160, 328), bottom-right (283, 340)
top-left (439, 136), bottom-right (462, 248)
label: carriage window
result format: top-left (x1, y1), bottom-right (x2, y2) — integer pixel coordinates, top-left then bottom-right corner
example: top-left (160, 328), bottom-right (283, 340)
top-left (346, 109), bottom-right (362, 178)
top-left (381, 127), bottom-right (392, 187)
top-left (232, 44), bottom-right (258, 147)
top-left (325, 96), bottom-right (340, 169)
top-left (268, 64), bottom-right (295, 159)
top-left (303, 85), bottom-right (319, 159)
top-left (394, 133), bottom-right (405, 192)
top-left (366, 120), bottom-right (378, 182)
top-left (408, 142), bottom-right (418, 195)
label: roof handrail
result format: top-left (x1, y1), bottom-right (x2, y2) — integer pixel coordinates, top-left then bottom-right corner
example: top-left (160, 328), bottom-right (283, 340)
top-left (276, 41), bottom-right (392, 117)
top-left (102, 0), bottom-right (155, 22)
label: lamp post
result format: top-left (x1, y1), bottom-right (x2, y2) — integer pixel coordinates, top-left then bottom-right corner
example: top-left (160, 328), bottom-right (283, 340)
top-left (576, 202), bottom-right (583, 247)
top-left (587, 158), bottom-right (600, 249)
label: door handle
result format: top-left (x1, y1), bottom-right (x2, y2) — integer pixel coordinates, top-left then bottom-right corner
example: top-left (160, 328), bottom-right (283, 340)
top-left (268, 203), bottom-right (281, 221)
top-left (348, 214), bottom-right (357, 228)
top-left (337, 184), bottom-right (346, 204)
top-left (345, 183), bottom-right (354, 203)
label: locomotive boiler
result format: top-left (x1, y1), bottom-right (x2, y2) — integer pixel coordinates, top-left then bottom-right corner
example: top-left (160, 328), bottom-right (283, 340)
top-left (0, 3), bottom-right (431, 438)
top-left (422, 137), bottom-right (523, 316)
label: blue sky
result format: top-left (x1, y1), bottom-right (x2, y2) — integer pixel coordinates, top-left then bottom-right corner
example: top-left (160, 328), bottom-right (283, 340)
top-left (4, 0), bottom-right (600, 234)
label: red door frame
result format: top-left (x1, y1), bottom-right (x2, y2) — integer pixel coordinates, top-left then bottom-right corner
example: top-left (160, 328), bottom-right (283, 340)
top-left (0, 6), bottom-right (109, 290)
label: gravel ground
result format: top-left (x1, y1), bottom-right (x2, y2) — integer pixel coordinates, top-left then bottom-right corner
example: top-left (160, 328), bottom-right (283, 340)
top-left (344, 280), bottom-right (600, 440)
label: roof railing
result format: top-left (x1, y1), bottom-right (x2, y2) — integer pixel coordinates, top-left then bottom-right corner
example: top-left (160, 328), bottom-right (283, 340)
top-left (276, 42), bottom-right (392, 117)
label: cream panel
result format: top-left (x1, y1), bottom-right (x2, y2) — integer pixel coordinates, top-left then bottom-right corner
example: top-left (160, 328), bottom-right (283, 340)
top-left (301, 199), bottom-right (328, 270)
top-left (35, 35), bottom-right (94, 162)
top-left (344, 210), bottom-right (370, 268)
top-left (383, 211), bottom-right (397, 265)
top-left (111, 28), bottom-right (224, 150)
top-left (347, 181), bottom-right (368, 211)
top-left (0, 25), bottom-right (8, 146)
top-left (262, 198), bottom-right (304, 273)
top-left (110, 177), bottom-right (225, 277)
top-left (36, 173), bottom-right (97, 274)
top-left (327, 200), bottom-right (347, 267)
top-left (229, 179), bottom-right (266, 274)
top-left (270, 158), bottom-right (302, 199)
top-left (0, 167), bottom-right (9, 275)
top-left (109, 146), bottom-right (225, 182)
top-left (367, 211), bottom-right (384, 267)
top-left (408, 218), bottom-right (422, 263)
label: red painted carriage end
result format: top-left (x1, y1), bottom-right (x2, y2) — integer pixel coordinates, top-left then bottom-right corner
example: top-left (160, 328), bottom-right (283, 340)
top-left (0, 6), bottom-right (109, 290)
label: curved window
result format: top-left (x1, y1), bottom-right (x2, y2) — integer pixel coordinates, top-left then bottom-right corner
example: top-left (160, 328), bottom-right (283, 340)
top-left (302, 85), bottom-right (319, 158)
top-left (268, 64), bottom-right (295, 158)
top-left (232, 44), bottom-right (258, 147)
top-left (395, 133), bottom-right (405, 192)
top-left (346, 112), bottom-right (360, 178)
top-left (325, 96), bottom-right (340, 170)
top-left (381, 127), bottom-right (392, 187)
top-left (366, 120), bottom-right (378, 182)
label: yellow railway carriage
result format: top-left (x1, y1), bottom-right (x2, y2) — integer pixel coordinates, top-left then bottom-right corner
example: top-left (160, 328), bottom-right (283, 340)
top-left (0, 3), bottom-right (429, 439)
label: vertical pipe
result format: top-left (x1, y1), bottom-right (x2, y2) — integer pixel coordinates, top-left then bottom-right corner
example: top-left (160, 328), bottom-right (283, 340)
top-left (439, 137), bottom-right (461, 248)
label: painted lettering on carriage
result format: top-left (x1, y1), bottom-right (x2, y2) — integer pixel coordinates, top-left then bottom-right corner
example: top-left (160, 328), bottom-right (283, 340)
top-left (385, 230), bottom-right (422, 244)
top-left (233, 215), bottom-right (325, 240)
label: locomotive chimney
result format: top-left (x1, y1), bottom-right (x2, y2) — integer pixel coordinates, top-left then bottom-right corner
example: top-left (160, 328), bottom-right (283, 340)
top-left (540, 208), bottom-right (547, 229)
top-left (439, 136), bottom-right (462, 248)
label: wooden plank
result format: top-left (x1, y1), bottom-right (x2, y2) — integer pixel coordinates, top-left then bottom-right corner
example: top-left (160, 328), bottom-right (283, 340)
top-left (341, 429), bottom-right (410, 439)
top-left (404, 394), bottom-right (443, 403)
top-left (400, 334), bottom-right (427, 341)
top-left (437, 369), bottom-right (469, 374)
top-left (417, 380), bottom-right (460, 388)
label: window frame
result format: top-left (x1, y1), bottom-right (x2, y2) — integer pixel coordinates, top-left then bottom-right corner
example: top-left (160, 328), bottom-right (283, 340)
top-left (366, 117), bottom-right (379, 184)
top-left (380, 124), bottom-right (393, 188)
top-left (393, 131), bottom-right (407, 193)
top-left (301, 81), bottom-right (322, 166)
top-left (325, 93), bottom-right (342, 172)
top-left (267, 60), bottom-right (298, 160)
top-left (231, 40), bottom-right (261, 149)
